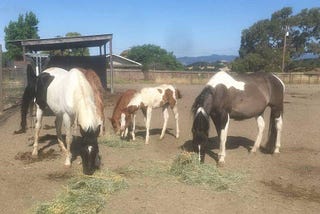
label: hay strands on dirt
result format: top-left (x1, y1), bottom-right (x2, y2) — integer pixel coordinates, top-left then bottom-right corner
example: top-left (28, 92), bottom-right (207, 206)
top-left (33, 169), bottom-right (128, 214)
top-left (170, 152), bottom-right (244, 191)
top-left (98, 132), bottom-right (143, 148)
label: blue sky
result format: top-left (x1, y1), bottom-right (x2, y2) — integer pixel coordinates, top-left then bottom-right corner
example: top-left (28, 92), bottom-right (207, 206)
top-left (0, 0), bottom-right (319, 57)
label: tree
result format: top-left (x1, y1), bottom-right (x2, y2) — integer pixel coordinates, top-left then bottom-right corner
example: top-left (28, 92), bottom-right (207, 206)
top-left (4, 11), bottom-right (39, 60)
top-left (233, 7), bottom-right (320, 73)
top-left (126, 44), bottom-right (184, 71)
top-left (47, 32), bottom-right (90, 56)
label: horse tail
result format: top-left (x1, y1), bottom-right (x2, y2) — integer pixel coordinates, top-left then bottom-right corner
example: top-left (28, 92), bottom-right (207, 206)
top-left (265, 73), bottom-right (285, 153)
top-left (14, 64), bottom-right (37, 134)
top-left (175, 88), bottom-right (182, 99)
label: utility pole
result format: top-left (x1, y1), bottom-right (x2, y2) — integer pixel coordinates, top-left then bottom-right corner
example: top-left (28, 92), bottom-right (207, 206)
top-left (281, 26), bottom-right (289, 73)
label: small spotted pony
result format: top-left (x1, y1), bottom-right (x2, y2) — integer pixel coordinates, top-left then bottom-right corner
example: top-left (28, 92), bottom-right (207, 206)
top-left (122, 84), bottom-right (182, 144)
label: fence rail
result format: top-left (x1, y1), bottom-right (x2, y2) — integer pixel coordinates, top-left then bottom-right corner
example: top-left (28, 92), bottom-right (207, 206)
top-left (113, 70), bottom-right (320, 84)
top-left (0, 68), bottom-right (319, 114)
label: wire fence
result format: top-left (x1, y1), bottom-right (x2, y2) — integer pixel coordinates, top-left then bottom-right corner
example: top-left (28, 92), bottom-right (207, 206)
top-left (0, 67), bottom-right (27, 112)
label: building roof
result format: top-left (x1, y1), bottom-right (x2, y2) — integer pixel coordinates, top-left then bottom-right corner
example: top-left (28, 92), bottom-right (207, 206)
top-left (106, 54), bottom-right (142, 67)
top-left (8, 34), bottom-right (113, 52)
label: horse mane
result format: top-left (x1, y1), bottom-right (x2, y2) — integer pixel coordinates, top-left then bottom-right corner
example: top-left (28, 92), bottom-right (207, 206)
top-left (69, 68), bottom-right (99, 131)
top-left (191, 86), bottom-right (213, 117)
top-left (77, 68), bottom-right (104, 124)
top-left (112, 89), bottom-right (137, 119)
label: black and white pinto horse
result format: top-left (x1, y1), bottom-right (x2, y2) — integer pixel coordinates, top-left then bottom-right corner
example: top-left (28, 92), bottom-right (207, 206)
top-left (27, 67), bottom-right (101, 175)
top-left (191, 71), bottom-right (285, 165)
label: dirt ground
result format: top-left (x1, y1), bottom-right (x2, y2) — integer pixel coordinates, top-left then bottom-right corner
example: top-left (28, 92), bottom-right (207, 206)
top-left (0, 83), bottom-right (320, 214)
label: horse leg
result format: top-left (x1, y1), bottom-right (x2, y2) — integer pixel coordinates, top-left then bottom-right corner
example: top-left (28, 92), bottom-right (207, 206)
top-left (160, 107), bottom-right (169, 139)
top-left (266, 108), bottom-right (283, 154)
top-left (32, 106), bottom-right (43, 156)
top-left (251, 115), bottom-right (265, 153)
top-left (172, 104), bottom-right (180, 139)
top-left (145, 107), bottom-right (152, 144)
top-left (63, 114), bottom-right (73, 166)
top-left (274, 115), bottom-right (283, 153)
top-left (55, 116), bottom-right (67, 153)
top-left (131, 114), bottom-right (136, 141)
top-left (214, 112), bottom-right (230, 166)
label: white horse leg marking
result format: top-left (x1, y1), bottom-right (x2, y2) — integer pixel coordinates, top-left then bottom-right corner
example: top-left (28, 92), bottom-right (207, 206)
top-left (131, 114), bottom-right (136, 141)
top-left (63, 114), bottom-right (72, 166)
top-left (173, 105), bottom-right (180, 138)
top-left (32, 106), bottom-right (43, 156)
top-left (274, 115), bottom-right (283, 153)
top-left (145, 107), bottom-right (152, 144)
top-left (55, 116), bottom-right (67, 152)
top-left (198, 144), bottom-right (201, 161)
top-left (120, 113), bottom-right (126, 131)
top-left (160, 107), bottom-right (169, 139)
top-left (251, 115), bottom-right (265, 153)
top-left (218, 114), bottom-right (230, 164)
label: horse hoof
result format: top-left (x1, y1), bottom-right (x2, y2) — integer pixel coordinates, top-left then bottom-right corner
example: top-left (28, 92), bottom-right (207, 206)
top-left (273, 148), bottom-right (280, 154)
top-left (250, 148), bottom-right (257, 154)
top-left (32, 150), bottom-right (38, 157)
top-left (217, 161), bottom-right (225, 167)
top-left (273, 151), bottom-right (280, 155)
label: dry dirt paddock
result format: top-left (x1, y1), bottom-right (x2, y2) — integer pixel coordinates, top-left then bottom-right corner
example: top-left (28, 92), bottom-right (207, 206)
top-left (0, 83), bottom-right (319, 214)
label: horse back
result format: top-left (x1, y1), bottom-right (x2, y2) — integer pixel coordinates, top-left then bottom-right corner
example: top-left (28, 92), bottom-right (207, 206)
top-left (227, 72), bottom-right (283, 119)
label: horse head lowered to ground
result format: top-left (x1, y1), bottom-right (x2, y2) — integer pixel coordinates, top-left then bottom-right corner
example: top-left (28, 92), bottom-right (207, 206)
top-left (24, 67), bottom-right (102, 175)
top-left (191, 71), bottom-right (285, 165)
top-left (122, 84), bottom-right (182, 144)
top-left (109, 89), bottom-right (138, 138)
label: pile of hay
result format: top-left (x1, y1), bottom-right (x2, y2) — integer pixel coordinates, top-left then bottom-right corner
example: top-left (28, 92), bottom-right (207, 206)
top-left (170, 152), bottom-right (244, 191)
top-left (34, 169), bottom-right (128, 214)
top-left (98, 132), bottom-right (142, 148)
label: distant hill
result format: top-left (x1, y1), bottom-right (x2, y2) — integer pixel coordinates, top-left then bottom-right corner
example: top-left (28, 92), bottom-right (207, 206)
top-left (177, 54), bottom-right (237, 65)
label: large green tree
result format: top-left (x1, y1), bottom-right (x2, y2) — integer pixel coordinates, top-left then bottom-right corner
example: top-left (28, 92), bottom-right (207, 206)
top-left (125, 44), bottom-right (184, 71)
top-left (233, 7), bottom-right (320, 73)
top-left (4, 11), bottom-right (39, 60)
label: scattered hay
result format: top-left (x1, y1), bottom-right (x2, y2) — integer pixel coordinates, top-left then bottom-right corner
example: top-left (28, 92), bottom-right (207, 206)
top-left (169, 152), bottom-right (244, 191)
top-left (33, 169), bottom-right (128, 214)
top-left (99, 132), bottom-right (142, 148)
top-left (15, 149), bottom-right (60, 164)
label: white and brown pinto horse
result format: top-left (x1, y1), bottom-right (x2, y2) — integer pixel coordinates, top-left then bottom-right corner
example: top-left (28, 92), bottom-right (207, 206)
top-left (191, 71), bottom-right (285, 166)
top-left (28, 67), bottom-right (102, 175)
top-left (123, 84), bottom-right (182, 144)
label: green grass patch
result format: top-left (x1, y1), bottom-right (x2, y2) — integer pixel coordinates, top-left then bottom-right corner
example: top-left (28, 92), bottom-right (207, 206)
top-left (98, 132), bottom-right (143, 148)
top-left (33, 169), bottom-right (128, 214)
top-left (169, 152), bottom-right (244, 191)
